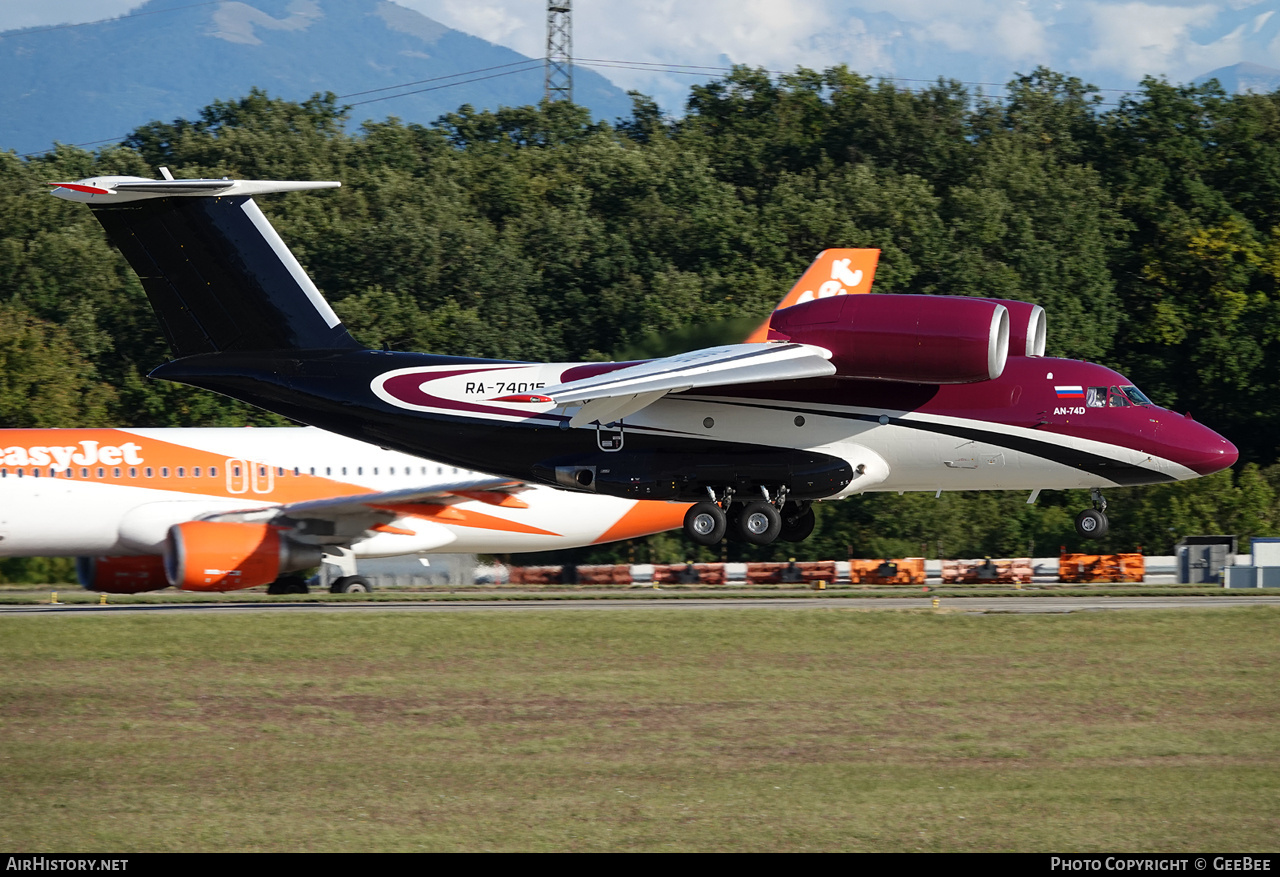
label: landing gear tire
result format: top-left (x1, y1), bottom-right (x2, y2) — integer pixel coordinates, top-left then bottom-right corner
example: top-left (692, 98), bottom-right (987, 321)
top-left (779, 505), bottom-right (816, 543)
top-left (267, 575), bottom-right (309, 595)
top-left (330, 575), bottom-right (373, 594)
top-left (684, 502), bottom-right (727, 546)
top-left (738, 501), bottom-right (782, 545)
top-left (1074, 509), bottom-right (1109, 539)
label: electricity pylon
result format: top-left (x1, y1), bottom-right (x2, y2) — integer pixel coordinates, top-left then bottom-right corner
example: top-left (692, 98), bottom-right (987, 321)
top-left (545, 1), bottom-right (572, 102)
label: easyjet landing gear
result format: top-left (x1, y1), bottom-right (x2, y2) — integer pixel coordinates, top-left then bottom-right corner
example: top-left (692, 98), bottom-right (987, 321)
top-left (330, 575), bottom-right (373, 594)
top-left (267, 575), bottom-right (309, 595)
top-left (1074, 489), bottom-right (1110, 539)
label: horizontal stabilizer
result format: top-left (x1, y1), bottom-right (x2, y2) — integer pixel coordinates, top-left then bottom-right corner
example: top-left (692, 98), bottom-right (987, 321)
top-left (543, 342), bottom-right (836, 424)
top-left (49, 176), bottom-right (340, 203)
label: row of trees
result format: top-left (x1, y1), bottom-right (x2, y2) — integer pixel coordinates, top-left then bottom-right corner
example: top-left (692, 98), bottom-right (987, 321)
top-left (2, 67), bottom-right (1278, 575)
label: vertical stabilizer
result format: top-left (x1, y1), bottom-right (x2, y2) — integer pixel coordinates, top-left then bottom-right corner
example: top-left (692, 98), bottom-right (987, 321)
top-left (746, 248), bottom-right (880, 342)
top-left (49, 175), bottom-right (360, 357)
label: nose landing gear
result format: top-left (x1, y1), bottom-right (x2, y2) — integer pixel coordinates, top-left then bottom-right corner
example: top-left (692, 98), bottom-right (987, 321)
top-left (1074, 488), bottom-right (1110, 539)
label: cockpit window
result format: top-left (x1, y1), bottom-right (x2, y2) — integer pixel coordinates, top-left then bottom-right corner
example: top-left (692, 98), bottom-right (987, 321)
top-left (1086, 387), bottom-right (1107, 408)
top-left (1121, 385), bottom-right (1154, 406)
top-left (1108, 386), bottom-right (1132, 407)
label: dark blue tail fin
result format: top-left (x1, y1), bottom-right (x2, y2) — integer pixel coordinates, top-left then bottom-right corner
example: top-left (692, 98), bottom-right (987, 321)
top-left (51, 174), bottom-right (360, 357)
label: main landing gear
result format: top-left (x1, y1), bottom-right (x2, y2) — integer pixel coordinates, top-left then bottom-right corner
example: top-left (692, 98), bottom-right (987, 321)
top-left (683, 488), bottom-right (815, 546)
top-left (1074, 488), bottom-right (1109, 539)
top-left (267, 574), bottom-right (309, 594)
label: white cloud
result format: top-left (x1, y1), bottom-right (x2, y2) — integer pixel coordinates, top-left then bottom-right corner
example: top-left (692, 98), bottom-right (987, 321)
top-left (398, 0), bottom-right (893, 112)
top-left (3, 0), bottom-right (1277, 108)
top-left (1073, 2), bottom-right (1253, 83)
top-left (400, 1), bottom-right (541, 55)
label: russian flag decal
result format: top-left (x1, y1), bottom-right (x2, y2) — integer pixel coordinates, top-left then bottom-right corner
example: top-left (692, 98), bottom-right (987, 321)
top-left (1054, 386), bottom-right (1085, 399)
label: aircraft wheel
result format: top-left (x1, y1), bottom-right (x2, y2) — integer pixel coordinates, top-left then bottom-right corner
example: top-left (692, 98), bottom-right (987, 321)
top-left (684, 502), bottom-right (727, 545)
top-left (1074, 509), bottom-right (1109, 539)
top-left (268, 575), bottom-right (309, 595)
top-left (330, 575), bottom-right (373, 594)
top-left (780, 506), bottom-right (816, 542)
top-left (738, 501), bottom-right (782, 545)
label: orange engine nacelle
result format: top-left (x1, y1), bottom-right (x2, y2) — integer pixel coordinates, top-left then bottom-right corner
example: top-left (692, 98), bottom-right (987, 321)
top-left (76, 555), bottom-right (171, 594)
top-left (164, 521), bottom-right (323, 592)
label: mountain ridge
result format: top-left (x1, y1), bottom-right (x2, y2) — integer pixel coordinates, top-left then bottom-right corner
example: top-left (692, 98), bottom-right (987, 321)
top-left (1, 0), bottom-right (632, 156)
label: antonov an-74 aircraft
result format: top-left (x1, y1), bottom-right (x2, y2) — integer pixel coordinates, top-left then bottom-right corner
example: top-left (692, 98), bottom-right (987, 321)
top-left (0, 426), bottom-right (685, 593)
top-left (50, 172), bottom-right (1237, 548)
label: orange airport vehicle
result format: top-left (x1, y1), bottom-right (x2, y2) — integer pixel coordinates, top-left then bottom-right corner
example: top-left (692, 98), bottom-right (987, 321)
top-left (940, 557), bottom-right (1033, 584)
top-left (1058, 548), bottom-right (1145, 583)
top-left (848, 558), bottom-right (926, 584)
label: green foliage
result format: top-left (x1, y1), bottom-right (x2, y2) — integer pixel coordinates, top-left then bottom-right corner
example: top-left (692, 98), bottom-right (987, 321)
top-left (4, 70), bottom-right (1280, 562)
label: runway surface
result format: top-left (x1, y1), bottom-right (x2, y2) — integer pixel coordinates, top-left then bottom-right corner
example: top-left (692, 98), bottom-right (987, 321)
top-left (3, 595), bottom-right (1279, 616)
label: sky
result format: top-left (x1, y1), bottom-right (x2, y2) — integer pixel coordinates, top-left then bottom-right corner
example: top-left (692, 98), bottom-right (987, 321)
top-left (3, 0), bottom-right (1278, 113)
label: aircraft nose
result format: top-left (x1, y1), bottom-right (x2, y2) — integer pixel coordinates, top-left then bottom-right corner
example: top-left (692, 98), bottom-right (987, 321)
top-left (1158, 413), bottom-right (1238, 477)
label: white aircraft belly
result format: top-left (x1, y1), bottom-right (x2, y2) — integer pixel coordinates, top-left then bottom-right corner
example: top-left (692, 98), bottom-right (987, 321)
top-left (629, 397), bottom-right (1172, 494)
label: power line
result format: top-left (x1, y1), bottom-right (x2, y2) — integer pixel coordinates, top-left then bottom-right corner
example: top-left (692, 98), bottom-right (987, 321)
top-left (338, 59), bottom-right (540, 100)
top-left (18, 60), bottom-right (545, 157)
top-left (344, 63), bottom-right (542, 107)
top-left (576, 57), bottom-right (1138, 96)
top-left (17, 52), bottom-right (1147, 158)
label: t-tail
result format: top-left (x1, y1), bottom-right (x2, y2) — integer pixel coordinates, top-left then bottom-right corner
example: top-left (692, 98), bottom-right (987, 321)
top-left (744, 248), bottom-right (881, 342)
top-left (49, 169), bottom-right (360, 357)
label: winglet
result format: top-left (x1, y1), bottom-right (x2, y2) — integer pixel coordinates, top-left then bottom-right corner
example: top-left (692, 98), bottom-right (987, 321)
top-left (745, 248), bottom-right (881, 342)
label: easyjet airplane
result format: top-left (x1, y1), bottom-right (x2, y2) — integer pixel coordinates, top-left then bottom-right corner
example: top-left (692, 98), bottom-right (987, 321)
top-left (0, 426), bottom-right (685, 594)
top-left (49, 172), bottom-right (1238, 548)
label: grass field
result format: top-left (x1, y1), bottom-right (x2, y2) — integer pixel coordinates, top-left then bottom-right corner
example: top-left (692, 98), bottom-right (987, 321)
top-left (1, 607), bottom-right (1277, 851)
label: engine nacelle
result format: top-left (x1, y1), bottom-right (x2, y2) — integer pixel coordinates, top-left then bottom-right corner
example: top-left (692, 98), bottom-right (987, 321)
top-left (164, 521), bottom-right (323, 592)
top-left (980, 299), bottom-right (1045, 357)
top-left (76, 555), bottom-right (170, 594)
top-left (769, 294), bottom-right (1010, 383)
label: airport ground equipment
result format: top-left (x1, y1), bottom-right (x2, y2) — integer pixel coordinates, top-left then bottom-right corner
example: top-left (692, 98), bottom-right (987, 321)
top-left (940, 558), bottom-right (1033, 584)
top-left (1058, 550), bottom-right (1146, 583)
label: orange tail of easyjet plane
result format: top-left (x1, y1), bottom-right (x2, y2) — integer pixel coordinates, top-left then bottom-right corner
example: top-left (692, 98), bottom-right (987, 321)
top-left (746, 248), bottom-right (881, 343)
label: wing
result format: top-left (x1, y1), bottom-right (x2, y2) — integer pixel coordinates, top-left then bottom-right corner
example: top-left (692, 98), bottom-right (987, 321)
top-left (255, 476), bottom-right (527, 519)
top-left (539, 342), bottom-right (835, 427)
top-left (200, 476), bottom-right (530, 553)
